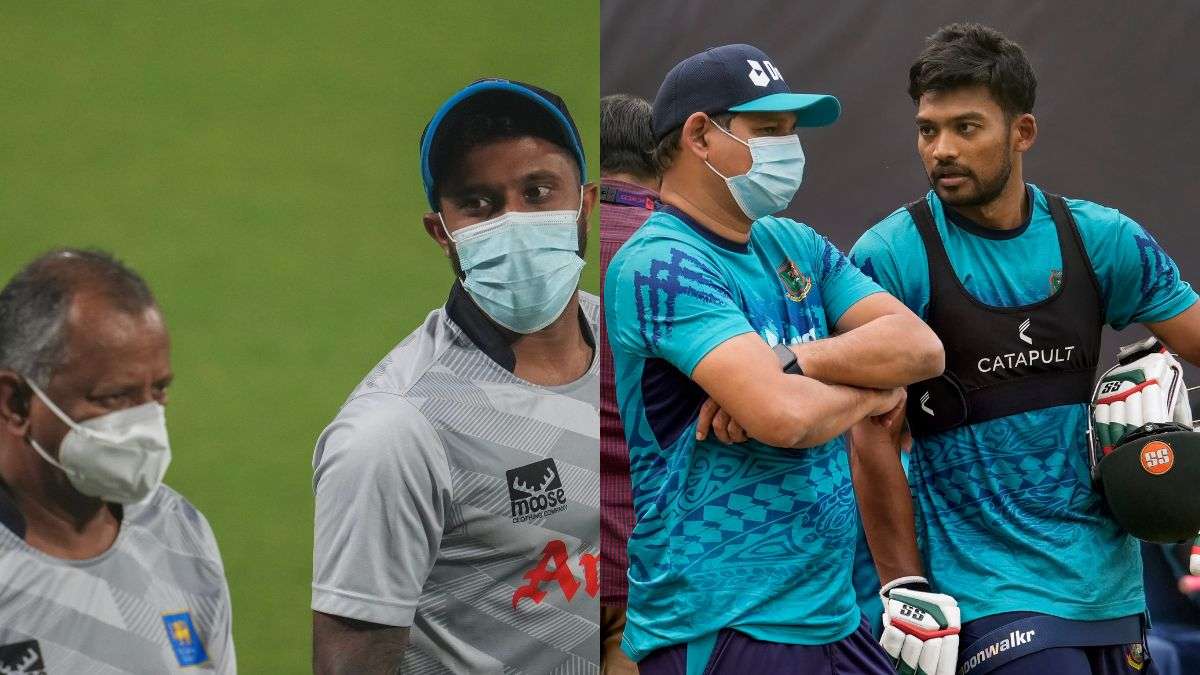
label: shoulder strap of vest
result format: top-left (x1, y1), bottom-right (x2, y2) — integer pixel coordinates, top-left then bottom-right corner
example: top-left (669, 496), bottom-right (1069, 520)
top-left (904, 197), bottom-right (955, 313)
top-left (1043, 192), bottom-right (1104, 313)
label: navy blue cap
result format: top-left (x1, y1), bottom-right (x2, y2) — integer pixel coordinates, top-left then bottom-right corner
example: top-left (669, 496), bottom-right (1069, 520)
top-left (420, 79), bottom-right (587, 210)
top-left (651, 44), bottom-right (841, 140)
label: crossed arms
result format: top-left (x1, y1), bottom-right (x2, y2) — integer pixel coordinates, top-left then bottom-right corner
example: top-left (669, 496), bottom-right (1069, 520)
top-left (691, 292), bottom-right (944, 448)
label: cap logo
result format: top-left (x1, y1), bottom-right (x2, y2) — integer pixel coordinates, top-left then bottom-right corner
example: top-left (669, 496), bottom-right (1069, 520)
top-left (1140, 440), bottom-right (1174, 475)
top-left (747, 60), bottom-right (782, 87)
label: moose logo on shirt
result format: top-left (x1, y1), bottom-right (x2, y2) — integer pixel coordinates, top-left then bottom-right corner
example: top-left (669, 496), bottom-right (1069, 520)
top-left (0, 640), bottom-right (45, 675)
top-left (506, 458), bottom-right (568, 523)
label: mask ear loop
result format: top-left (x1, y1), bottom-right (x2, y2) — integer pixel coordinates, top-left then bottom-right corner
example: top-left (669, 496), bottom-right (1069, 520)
top-left (23, 380), bottom-right (81, 433)
top-left (21, 379), bottom-right (76, 472)
top-left (702, 117), bottom-right (749, 181)
top-left (437, 212), bottom-right (459, 245)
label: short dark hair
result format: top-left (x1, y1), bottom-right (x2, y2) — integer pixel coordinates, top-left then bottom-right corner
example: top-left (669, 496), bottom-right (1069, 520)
top-left (431, 93), bottom-right (580, 203)
top-left (0, 249), bottom-right (157, 386)
top-left (908, 23), bottom-right (1037, 117)
top-left (600, 94), bottom-right (657, 181)
top-left (651, 112), bottom-right (733, 174)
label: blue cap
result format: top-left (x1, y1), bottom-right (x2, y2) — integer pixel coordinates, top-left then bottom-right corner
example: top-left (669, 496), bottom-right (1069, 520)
top-left (420, 79), bottom-right (587, 210)
top-left (651, 44), bottom-right (841, 140)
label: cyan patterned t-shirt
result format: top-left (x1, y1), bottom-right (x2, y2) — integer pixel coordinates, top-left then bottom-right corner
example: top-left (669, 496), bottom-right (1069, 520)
top-left (850, 184), bottom-right (1197, 624)
top-left (605, 206), bottom-right (882, 660)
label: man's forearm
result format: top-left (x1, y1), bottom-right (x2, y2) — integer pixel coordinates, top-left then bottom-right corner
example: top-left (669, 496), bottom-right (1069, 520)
top-left (850, 434), bottom-right (924, 584)
top-left (757, 378), bottom-right (895, 449)
top-left (792, 314), bottom-right (944, 388)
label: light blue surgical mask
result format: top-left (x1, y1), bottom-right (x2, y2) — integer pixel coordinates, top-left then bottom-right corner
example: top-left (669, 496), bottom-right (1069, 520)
top-left (705, 120), bottom-right (805, 220)
top-left (441, 193), bottom-right (586, 334)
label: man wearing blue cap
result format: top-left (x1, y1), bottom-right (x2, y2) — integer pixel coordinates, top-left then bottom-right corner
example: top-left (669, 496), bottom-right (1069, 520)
top-left (850, 23), bottom-right (1200, 675)
top-left (604, 44), bottom-right (946, 673)
top-left (312, 79), bottom-right (601, 673)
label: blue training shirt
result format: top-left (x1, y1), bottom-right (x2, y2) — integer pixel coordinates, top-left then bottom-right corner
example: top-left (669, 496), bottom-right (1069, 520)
top-left (605, 205), bottom-right (882, 660)
top-left (849, 184), bottom-right (1198, 624)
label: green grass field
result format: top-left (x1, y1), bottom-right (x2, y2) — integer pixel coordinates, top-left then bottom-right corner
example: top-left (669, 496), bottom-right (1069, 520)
top-left (0, 3), bottom-right (598, 671)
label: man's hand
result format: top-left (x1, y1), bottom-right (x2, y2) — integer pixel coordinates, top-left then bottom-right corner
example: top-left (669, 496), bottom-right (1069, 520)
top-left (879, 577), bottom-right (960, 675)
top-left (1092, 338), bottom-right (1191, 455)
top-left (696, 398), bottom-right (749, 444)
top-left (851, 393), bottom-right (911, 454)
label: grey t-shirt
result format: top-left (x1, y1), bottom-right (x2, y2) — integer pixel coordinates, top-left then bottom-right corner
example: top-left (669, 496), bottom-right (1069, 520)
top-left (0, 485), bottom-right (236, 673)
top-left (312, 289), bottom-right (601, 673)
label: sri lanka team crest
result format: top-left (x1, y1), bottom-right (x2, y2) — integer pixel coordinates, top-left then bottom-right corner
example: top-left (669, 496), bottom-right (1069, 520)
top-left (777, 259), bottom-right (812, 302)
top-left (162, 611), bottom-right (209, 667)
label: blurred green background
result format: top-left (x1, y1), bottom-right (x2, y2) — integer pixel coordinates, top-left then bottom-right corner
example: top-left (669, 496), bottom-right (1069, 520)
top-left (0, 2), bottom-right (598, 671)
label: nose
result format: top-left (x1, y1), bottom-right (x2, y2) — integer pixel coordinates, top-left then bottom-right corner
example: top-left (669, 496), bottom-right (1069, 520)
top-left (930, 132), bottom-right (958, 163)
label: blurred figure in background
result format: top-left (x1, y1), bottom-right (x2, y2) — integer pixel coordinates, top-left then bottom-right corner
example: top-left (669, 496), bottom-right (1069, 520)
top-left (599, 92), bottom-right (660, 675)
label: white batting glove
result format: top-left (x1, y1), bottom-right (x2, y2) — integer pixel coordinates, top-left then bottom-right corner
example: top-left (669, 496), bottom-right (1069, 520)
top-left (1091, 337), bottom-right (1191, 457)
top-left (1191, 535), bottom-right (1199, 576)
top-left (880, 576), bottom-right (960, 675)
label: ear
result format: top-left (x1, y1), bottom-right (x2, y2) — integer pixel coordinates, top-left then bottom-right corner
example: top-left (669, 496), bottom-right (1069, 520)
top-left (679, 112), bottom-right (713, 161)
top-left (422, 212), bottom-right (452, 257)
top-left (580, 182), bottom-right (599, 226)
top-left (0, 371), bottom-right (31, 439)
top-left (1012, 113), bottom-right (1037, 153)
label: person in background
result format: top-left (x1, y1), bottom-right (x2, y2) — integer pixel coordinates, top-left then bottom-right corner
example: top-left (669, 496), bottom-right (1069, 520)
top-left (599, 92), bottom-right (660, 675)
top-left (0, 249), bottom-right (235, 673)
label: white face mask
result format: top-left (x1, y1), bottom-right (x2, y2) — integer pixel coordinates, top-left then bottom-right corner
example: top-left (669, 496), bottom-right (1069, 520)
top-left (25, 380), bottom-right (171, 505)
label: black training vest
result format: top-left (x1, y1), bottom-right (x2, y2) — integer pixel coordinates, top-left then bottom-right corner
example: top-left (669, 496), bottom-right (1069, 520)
top-left (905, 193), bottom-right (1104, 436)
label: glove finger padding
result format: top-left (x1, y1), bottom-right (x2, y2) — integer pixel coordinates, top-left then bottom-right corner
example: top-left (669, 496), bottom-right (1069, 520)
top-left (881, 584), bottom-right (961, 675)
top-left (1192, 537), bottom-right (1200, 576)
top-left (938, 634), bottom-right (959, 675)
top-left (916, 637), bottom-right (941, 675)
top-left (1090, 338), bottom-right (1190, 465)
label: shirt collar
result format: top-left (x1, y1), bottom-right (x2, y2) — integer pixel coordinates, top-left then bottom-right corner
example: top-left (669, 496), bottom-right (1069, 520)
top-left (0, 478), bottom-right (26, 540)
top-left (941, 184), bottom-right (1034, 240)
top-left (444, 281), bottom-right (595, 373)
top-left (658, 204), bottom-right (750, 253)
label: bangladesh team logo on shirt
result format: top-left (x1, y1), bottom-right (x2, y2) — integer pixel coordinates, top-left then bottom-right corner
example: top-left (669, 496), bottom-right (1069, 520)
top-left (777, 259), bottom-right (812, 302)
top-left (1049, 268), bottom-right (1063, 293)
top-left (506, 458), bottom-right (568, 523)
top-left (0, 639), bottom-right (45, 674)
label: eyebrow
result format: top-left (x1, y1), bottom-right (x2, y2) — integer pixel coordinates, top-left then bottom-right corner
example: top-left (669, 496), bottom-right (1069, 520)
top-left (521, 169), bottom-right (564, 184)
top-left (916, 112), bottom-right (987, 124)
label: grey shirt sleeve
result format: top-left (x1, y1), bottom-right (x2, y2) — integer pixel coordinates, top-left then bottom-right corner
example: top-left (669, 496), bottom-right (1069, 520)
top-left (194, 514), bottom-right (237, 674)
top-left (311, 392), bottom-right (452, 626)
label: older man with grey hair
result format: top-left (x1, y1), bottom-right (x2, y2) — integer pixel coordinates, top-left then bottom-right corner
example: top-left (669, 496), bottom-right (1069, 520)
top-left (0, 249), bottom-right (236, 673)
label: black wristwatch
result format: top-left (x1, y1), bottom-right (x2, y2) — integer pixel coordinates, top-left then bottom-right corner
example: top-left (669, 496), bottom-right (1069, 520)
top-left (772, 343), bottom-right (803, 375)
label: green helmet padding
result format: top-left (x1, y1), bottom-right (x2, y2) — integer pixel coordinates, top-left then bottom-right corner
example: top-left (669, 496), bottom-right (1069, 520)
top-left (1096, 429), bottom-right (1200, 543)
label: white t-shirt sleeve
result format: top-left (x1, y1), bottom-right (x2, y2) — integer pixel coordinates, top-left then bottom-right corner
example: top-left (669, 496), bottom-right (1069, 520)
top-left (311, 393), bottom-right (451, 626)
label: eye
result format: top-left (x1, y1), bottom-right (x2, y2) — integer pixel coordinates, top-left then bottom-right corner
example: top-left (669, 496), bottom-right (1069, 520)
top-left (524, 185), bottom-right (552, 203)
top-left (918, 125), bottom-right (936, 137)
top-left (92, 393), bottom-right (131, 409)
top-left (958, 122), bottom-right (977, 135)
top-left (455, 195), bottom-right (491, 214)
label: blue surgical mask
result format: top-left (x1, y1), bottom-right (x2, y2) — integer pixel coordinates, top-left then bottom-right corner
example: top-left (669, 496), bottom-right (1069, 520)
top-left (441, 194), bottom-right (586, 334)
top-left (705, 120), bottom-right (805, 220)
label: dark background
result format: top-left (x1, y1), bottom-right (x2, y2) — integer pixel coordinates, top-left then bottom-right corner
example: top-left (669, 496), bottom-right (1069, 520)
top-left (602, 0), bottom-right (1199, 388)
